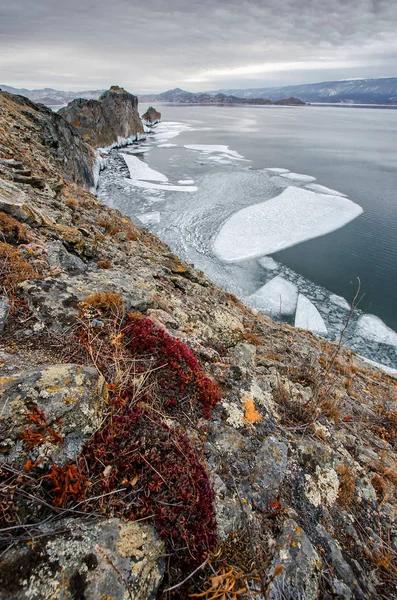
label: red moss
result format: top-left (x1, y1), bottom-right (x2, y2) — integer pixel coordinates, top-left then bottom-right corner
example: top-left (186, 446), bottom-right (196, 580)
top-left (83, 407), bottom-right (218, 570)
top-left (123, 314), bottom-right (221, 418)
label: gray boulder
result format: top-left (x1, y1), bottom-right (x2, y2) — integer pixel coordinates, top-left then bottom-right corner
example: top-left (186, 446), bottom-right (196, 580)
top-left (0, 518), bottom-right (165, 600)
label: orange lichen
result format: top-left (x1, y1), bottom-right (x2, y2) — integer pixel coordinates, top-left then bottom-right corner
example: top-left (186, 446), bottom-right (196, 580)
top-left (243, 397), bottom-right (262, 424)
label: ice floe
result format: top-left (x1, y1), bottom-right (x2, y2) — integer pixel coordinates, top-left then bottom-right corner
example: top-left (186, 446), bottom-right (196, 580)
top-left (137, 211), bottom-right (161, 226)
top-left (122, 153), bottom-right (197, 192)
top-left (184, 145), bottom-right (247, 160)
top-left (258, 256), bottom-right (278, 271)
top-left (153, 121), bottom-right (192, 141)
top-left (214, 186), bottom-right (363, 262)
top-left (355, 314), bottom-right (397, 347)
top-left (295, 294), bottom-right (328, 334)
top-left (121, 153), bottom-right (168, 182)
top-left (330, 294), bottom-right (350, 310)
top-left (178, 179), bottom-right (195, 184)
top-left (265, 168), bottom-right (290, 174)
top-left (158, 143), bottom-right (178, 148)
top-left (305, 183), bottom-right (347, 197)
top-left (125, 179), bottom-right (197, 192)
top-left (279, 172), bottom-right (316, 183)
top-left (248, 276), bottom-right (298, 316)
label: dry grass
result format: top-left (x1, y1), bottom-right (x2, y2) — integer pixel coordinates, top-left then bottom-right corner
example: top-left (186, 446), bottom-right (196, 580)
top-left (96, 259), bottom-right (111, 269)
top-left (0, 212), bottom-right (29, 244)
top-left (0, 242), bottom-right (39, 295)
top-left (336, 463), bottom-right (357, 507)
top-left (79, 292), bottom-right (124, 315)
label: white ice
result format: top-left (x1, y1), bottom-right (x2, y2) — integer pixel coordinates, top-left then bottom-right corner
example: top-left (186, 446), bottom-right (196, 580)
top-left (248, 276), bottom-right (298, 316)
top-left (330, 294), bottom-right (350, 310)
top-left (355, 314), bottom-right (397, 347)
top-left (265, 168), bottom-right (290, 174)
top-left (295, 294), bottom-right (328, 334)
top-left (153, 122), bottom-right (192, 142)
top-left (125, 179), bottom-right (197, 192)
top-left (184, 145), bottom-right (247, 160)
top-left (158, 143), bottom-right (177, 148)
top-left (178, 179), bottom-right (195, 184)
top-left (258, 256), bottom-right (278, 270)
top-left (306, 183), bottom-right (347, 197)
top-left (213, 186), bottom-right (363, 262)
top-left (122, 153), bottom-right (197, 192)
top-left (121, 153), bottom-right (168, 182)
top-left (137, 212), bottom-right (161, 226)
top-left (280, 172), bottom-right (316, 183)
top-left (122, 147), bottom-right (150, 154)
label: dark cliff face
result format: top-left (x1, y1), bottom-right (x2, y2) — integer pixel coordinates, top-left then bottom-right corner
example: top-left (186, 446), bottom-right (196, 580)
top-left (59, 86), bottom-right (144, 148)
top-left (141, 106), bottom-right (161, 124)
top-left (0, 92), bottom-right (95, 188)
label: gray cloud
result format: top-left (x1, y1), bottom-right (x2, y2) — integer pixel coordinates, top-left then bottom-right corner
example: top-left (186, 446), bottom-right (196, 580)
top-left (0, 0), bottom-right (396, 91)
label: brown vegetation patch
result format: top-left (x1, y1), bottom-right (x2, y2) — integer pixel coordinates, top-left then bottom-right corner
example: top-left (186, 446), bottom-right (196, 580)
top-left (0, 212), bottom-right (29, 244)
top-left (0, 242), bottom-right (39, 295)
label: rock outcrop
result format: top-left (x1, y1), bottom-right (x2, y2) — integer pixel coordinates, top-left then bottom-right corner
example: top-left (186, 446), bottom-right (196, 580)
top-left (142, 106), bottom-right (161, 125)
top-left (59, 86), bottom-right (144, 147)
top-left (0, 91), bottom-right (95, 187)
top-left (1, 90), bottom-right (397, 600)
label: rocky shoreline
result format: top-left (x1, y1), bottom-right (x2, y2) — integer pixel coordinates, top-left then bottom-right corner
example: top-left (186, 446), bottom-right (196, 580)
top-left (0, 88), bottom-right (396, 600)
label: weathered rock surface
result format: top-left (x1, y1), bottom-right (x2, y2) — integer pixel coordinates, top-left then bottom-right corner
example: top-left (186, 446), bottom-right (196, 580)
top-left (20, 268), bottom-right (155, 330)
top-left (0, 296), bottom-right (9, 331)
top-left (0, 518), bottom-right (164, 600)
top-left (59, 86), bottom-right (144, 147)
top-left (142, 106), bottom-right (161, 124)
top-left (0, 364), bottom-right (107, 465)
top-left (0, 91), bottom-right (94, 187)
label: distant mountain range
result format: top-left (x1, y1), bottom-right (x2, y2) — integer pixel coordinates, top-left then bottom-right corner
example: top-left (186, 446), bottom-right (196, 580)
top-left (0, 84), bottom-right (104, 106)
top-left (208, 78), bottom-right (397, 104)
top-left (139, 88), bottom-right (304, 105)
top-left (2, 77), bottom-right (397, 106)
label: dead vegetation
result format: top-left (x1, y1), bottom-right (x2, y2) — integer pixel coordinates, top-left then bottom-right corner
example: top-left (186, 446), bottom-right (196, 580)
top-left (0, 241), bottom-right (39, 295)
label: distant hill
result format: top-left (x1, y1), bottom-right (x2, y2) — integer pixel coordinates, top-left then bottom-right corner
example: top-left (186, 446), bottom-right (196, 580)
top-left (139, 88), bottom-right (304, 105)
top-left (0, 85), bottom-right (104, 106)
top-left (207, 78), bottom-right (397, 104)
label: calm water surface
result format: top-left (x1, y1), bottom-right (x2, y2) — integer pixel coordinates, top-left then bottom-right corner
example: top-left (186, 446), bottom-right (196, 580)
top-left (139, 103), bottom-right (397, 331)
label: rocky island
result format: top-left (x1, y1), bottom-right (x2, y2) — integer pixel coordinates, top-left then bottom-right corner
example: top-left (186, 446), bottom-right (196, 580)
top-left (0, 87), bottom-right (396, 600)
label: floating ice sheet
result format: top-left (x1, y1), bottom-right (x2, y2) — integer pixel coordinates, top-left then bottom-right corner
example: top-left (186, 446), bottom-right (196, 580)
top-left (265, 168), bottom-right (290, 174)
top-left (280, 172), bottom-right (316, 183)
top-left (248, 276), bottom-right (298, 316)
top-left (125, 179), bottom-right (197, 192)
top-left (295, 294), bottom-right (328, 334)
top-left (306, 183), bottom-right (347, 197)
top-left (158, 143), bottom-right (178, 148)
top-left (258, 256), bottom-right (278, 271)
top-left (356, 314), bottom-right (397, 347)
top-left (330, 294), bottom-right (350, 310)
top-left (214, 186), bottom-right (363, 262)
top-left (153, 121), bottom-right (192, 141)
top-left (122, 153), bottom-right (197, 192)
top-left (178, 179), bottom-right (195, 184)
top-left (184, 145), bottom-right (247, 160)
top-left (121, 153), bottom-right (168, 182)
top-left (137, 211), bottom-right (161, 225)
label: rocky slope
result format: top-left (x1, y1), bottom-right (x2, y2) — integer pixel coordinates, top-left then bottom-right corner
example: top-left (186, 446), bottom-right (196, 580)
top-left (59, 85), bottom-right (144, 147)
top-left (0, 90), bottom-right (397, 600)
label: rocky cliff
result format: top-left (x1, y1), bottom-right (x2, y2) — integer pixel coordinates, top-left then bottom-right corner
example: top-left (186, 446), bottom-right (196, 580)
top-left (59, 85), bottom-right (144, 148)
top-left (0, 91), bottom-right (397, 600)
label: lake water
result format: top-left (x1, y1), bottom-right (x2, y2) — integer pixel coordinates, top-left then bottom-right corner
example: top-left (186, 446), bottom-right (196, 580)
top-left (97, 103), bottom-right (397, 369)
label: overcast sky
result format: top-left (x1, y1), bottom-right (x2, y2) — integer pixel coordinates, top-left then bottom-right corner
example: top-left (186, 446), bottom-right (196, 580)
top-left (1, 0), bottom-right (397, 92)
